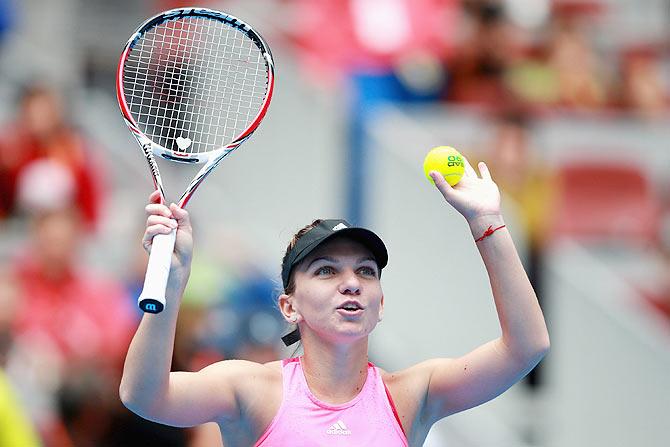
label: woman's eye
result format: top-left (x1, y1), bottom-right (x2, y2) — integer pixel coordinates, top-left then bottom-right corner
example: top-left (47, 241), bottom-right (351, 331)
top-left (316, 266), bottom-right (335, 275)
top-left (358, 266), bottom-right (377, 277)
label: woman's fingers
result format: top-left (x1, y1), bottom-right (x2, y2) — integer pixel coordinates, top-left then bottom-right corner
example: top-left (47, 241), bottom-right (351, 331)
top-left (169, 204), bottom-right (192, 235)
top-left (462, 155), bottom-right (478, 178)
top-left (142, 198), bottom-right (192, 258)
top-left (142, 223), bottom-right (175, 251)
top-left (142, 203), bottom-right (177, 253)
top-left (149, 189), bottom-right (162, 204)
top-left (146, 214), bottom-right (178, 229)
top-left (145, 202), bottom-right (173, 218)
top-left (429, 171), bottom-right (457, 204)
top-left (169, 203), bottom-right (189, 225)
top-left (145, 223), bottom-right (175, 237)
top-left (478, 161), bottom-right (493, 181)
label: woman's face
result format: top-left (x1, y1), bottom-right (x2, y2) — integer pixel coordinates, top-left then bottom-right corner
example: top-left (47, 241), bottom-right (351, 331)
top-left (287, 237), bottom-right (384, 344)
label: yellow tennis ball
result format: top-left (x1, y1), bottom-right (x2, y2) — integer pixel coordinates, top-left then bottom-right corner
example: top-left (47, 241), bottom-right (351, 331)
top-left (423, 146), bottom-right (465, 186)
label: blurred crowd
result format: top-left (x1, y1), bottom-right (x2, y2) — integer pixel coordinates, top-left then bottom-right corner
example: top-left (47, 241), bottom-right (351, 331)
top-left (0, 0), bottom-right (669, 446)
top-left (289, 0), bottom-right (669, 116)
top-left (0, 83), bottom-right (285, 447)
top-left (287, 0), bottom-right (670, 326)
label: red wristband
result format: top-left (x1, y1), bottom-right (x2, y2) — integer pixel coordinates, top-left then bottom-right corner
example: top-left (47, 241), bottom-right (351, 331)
top-left (475, 224), bottom-right (506, 242)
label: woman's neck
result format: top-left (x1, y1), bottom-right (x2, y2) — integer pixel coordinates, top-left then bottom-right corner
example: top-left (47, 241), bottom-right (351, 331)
top-left (299, 335), bottom-right (370, 404)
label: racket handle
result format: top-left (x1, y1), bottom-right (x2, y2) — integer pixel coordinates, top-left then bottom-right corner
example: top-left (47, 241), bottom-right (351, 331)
top-left (138, 229), bottom-right (177, 313)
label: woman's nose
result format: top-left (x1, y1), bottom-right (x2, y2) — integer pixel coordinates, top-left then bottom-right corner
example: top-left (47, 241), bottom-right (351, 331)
top-left (338, 270), bottom-right (361, 295)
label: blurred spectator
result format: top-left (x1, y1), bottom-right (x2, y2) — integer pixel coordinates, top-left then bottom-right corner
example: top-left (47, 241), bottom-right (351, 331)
top-left (445, 0), bottom-right (523, 107)
top-left (8, 160), bottom-right (133, 363)
top-left (544, 2), bottom-right (608, 109)
top-left (198, 264), bottom-right (283, 363)
top-left (0, 83), bottom-right (106, 229)
top-left (615, 44), bottom-right (669, 119)
top-left (484, 110), bottom-right (557, 268)
top-left (179, 229), bottom-right (285, 366)
top-left (505, 0), bottom-right (611, 112)
top-left (1, 160), bottom-right (135, 446)
top-left (482, 109), bottom-right (557, 389)
top-left (1, 266), bottom-right (39, 447)
top-left (0, 369), bottom-right (41, 447)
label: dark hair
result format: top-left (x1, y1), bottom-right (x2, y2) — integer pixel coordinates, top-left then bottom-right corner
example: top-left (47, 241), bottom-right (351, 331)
top-left (15, 81), bottom-right (59, 108)
top-left (280, 219), bottom-right (323, 294)
top-left (279, 219), bottom-right (324, 348)
top-left (465, 0), bottom-right (504, 24)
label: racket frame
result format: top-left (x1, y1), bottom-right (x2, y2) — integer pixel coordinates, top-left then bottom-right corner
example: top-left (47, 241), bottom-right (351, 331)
top-left (117, 6), bottom-right (274, 207)
top-left (116, 8), bottom-right (274, 312)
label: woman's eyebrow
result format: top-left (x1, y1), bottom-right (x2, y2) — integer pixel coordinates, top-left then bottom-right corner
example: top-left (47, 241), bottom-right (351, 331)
top-left (306, 256), bottom-right (337, 269)
top-left (306, 255), bottom-right (376, 269)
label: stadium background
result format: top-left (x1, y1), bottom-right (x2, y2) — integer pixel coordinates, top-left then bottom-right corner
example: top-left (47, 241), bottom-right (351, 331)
top-left (0, 0), bottom-right (668, 446)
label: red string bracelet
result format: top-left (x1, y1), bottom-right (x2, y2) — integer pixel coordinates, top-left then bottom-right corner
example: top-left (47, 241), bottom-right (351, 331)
top-left (475, 224), bottom-right (506, 242)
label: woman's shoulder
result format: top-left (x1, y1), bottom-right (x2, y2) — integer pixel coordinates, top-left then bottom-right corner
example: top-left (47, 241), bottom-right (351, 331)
top-left (378, 359), bottom-right (460, 404)
top-left (378, 361), bottom-right (453, 439)
top-left (262, 359), bottom-right (284, 373)
top-left (202, 359), bottom-right (283, 437)
top-left (378, 361), bottom-right (436, 405)
top-left (202, 359), bottom-right (283, 409)
top-left (378, 359), bottom-right (446, 385)
top-left (201, 358), bottom-right (283, 386)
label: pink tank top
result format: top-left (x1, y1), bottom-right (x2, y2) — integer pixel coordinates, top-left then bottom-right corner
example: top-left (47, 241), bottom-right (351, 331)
top-left (254, 357), bottom-right (408, 446)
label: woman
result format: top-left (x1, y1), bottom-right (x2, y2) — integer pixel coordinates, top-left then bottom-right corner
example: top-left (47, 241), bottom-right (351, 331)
top-left (120, 159), bottom-right (550, 446)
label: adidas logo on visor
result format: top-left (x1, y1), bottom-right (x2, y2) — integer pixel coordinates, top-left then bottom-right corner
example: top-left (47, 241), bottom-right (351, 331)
top-left (326, 420), bottom-right (352, 435)
top-left (332, 223), bottom-right (348, 231)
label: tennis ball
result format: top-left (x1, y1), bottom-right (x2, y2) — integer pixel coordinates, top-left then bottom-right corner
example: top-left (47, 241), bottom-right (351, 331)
top-left (423, 146), bottom-right (465, 186)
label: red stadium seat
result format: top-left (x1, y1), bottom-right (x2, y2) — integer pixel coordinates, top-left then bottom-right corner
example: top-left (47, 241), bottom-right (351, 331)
top-left (551, 160), bottom-right (661, 245)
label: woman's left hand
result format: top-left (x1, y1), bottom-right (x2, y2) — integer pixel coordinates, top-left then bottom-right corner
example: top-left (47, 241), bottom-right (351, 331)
top-left (429, 157), bottom-right (501, 221)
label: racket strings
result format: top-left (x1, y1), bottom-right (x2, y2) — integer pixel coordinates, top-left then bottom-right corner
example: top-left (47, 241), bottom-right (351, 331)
top-left (123, 15), bottom-right (268, 155)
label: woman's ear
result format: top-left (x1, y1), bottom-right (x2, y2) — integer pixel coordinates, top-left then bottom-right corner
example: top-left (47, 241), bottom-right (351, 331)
top-left (278, 293), bottom-right (301, 324)
top-left (378, 295), bottom-right (384, 322)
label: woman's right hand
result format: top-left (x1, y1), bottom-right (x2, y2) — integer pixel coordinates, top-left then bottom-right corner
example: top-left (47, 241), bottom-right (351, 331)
top-left (142, 190), bottom-right (194, 278)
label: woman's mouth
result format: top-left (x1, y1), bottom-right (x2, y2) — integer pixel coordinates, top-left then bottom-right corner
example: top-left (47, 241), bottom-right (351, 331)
top-left (337, 301), bottom-right (364, 315)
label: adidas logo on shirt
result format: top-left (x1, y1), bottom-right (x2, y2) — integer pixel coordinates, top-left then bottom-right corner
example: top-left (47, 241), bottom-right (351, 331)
top-left (326, 420), bottom-right (352, 435)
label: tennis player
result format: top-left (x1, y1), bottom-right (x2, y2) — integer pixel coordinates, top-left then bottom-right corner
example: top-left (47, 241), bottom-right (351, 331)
top-left (120, 158), bottom-right (549, 446)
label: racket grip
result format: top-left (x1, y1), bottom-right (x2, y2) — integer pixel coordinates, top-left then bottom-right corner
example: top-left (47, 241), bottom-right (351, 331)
top-left (138, 229), bottom-right (177, 313)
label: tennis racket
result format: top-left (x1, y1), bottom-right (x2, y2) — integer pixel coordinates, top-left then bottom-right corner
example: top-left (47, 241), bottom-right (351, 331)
top-left (117, 8), bottom-right (274, 313)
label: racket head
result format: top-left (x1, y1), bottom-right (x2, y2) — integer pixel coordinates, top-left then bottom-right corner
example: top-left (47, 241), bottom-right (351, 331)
top-left (116, 8), bottom-right (275, 164)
